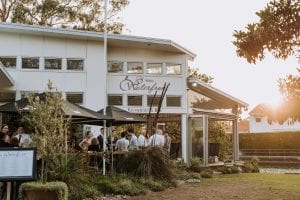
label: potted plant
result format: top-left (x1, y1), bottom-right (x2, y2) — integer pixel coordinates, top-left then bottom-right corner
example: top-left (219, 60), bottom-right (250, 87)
top-left (19, 81), bottom-right (70, 200)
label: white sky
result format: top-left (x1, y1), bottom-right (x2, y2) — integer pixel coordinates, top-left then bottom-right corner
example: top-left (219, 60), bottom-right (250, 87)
top-left (121, 0), bottom-right (299, 118)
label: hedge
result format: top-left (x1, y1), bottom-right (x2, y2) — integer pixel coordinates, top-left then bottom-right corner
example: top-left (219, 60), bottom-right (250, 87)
top-left (239, 132), bottom-right (300, 149)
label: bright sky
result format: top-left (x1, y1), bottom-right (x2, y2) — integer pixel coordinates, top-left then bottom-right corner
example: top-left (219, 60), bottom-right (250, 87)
top-left (121, 0), bottom-right (299, 118)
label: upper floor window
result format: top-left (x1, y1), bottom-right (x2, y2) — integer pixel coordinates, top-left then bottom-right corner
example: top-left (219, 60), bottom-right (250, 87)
top-left (45, 58), bottom-right (62, 70)
top-left (166, 96), bottom-right (181, 107)
top-left (0, 92), bottom-right (15, 103)
top-left (166, 63), bottom-right (181, 75)
top-left (66, 93), bottom-right (83, 104)
top-left (108, 61), bottom-right (123, 73)
top-left (108, 95), bottom-right (123, 106)
top-left (147, 95), bottom-right (162, 106)
top-left (255, 118), bottom-right (261, 123)
top-left (0, 57), bottom-right (16, 68)
top-left (128, 95), bottom-right (143, 106)
top-left (67, 59), bottom-right (84, 71)
top-left (22, 57), bottom-right (39, 69)
top-left (147, 63), bottom-right (162, 74)
top-left (127, 62), bottom-right (143, 74)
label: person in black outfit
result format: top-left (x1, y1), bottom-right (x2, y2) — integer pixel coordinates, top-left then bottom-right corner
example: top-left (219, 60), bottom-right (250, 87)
top-left (0, 132), bottom-right (11, 147)
top-left (97, 128), bottom-right (104, 151)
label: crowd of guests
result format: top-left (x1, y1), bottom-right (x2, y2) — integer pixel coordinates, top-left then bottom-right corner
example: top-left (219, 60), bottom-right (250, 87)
top-left (78, 127), bottom-right (172, 154)
top-left (0, 124), bottom-right (32, 148)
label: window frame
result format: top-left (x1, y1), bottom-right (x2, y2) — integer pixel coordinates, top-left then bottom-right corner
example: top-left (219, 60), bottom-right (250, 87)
top-left (44, 58), bottom-right (62, 70)
top-left (22, 57), bottom-right (40, 69)
top-left (166, 96), bottom-right (181, 107)
top-left (147, 95), bottom-right (162, 107)
top-left (107, 95), bottom-right (123, 106)
top-left (0, 57), bottom-right (17, 69)
top-left (66, 58), bottom-right (84, 71)
top-left (166, 63), bottom-right (182, 75)
top-left (127, 62), bottom-right (144, 74)
top-left (255, 117), bottom-right (262, 123)
top-left (107, 61), bottom-right (123, 73)
top-left (66, 92), bottom-right (84, 104)
top-left (127, 95), bottom-right (143, 106)
top-left (146, 63), bottom-right (162, 75)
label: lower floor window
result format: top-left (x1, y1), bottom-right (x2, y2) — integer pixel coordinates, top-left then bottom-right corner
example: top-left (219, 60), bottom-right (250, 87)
top-left (108, 95), bottom-right (123, 106)
top-left (66, 93), bottom-right (83, 104)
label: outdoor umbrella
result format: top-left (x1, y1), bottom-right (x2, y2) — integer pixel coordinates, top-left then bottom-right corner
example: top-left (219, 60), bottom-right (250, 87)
top-left (98, 105), bottom-right (147, 126)
top-left (0, 93), bottom-right (113, 125)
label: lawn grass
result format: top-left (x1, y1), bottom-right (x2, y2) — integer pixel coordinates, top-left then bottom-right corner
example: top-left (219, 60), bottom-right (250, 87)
top-left (131, 173), bottom-right (300, 200)
top-left (201, 173), bottom-right (300, 194)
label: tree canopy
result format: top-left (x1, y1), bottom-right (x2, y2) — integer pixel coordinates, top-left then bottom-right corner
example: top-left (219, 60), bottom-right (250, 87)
top-left (188, 67), bottom-right (214, 84)
top-left (233, 0), bottom-right (299, 64)
top-left (0, 0), bottom-right (129, 33)
top-left (233, 0), bottom-right (300, 123)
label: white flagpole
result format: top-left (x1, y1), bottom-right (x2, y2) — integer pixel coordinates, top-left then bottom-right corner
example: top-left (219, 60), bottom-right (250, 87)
top-left (103, 0), bottom-right (108, 176)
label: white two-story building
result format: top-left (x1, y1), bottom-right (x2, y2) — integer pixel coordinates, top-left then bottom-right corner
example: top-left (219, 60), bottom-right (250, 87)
top-left (0, 23), bottom-right (247, 165)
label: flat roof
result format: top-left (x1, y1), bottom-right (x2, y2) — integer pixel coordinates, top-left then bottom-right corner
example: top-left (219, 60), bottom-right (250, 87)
top-left (0, 23), bottom-right (196, 60)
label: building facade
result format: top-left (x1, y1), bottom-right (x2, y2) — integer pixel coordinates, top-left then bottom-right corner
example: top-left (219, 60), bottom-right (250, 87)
top-left (249, 104), bottom-right (300, 133)
top-left (0, 23), bottom-right (247, 165)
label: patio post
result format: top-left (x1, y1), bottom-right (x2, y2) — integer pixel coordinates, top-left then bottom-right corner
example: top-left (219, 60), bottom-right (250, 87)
top-left (203, 115), bottom-right (209, 167)
top-left (232, 106), bottom-right (239, 161)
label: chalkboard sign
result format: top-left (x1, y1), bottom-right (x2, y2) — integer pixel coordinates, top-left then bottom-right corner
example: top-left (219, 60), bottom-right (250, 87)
top-left (0, 148), bottom-right (37, 181)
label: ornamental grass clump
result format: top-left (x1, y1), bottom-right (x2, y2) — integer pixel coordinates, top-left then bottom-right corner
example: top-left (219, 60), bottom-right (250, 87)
top-left (118, 147), bottom-right (175, 181)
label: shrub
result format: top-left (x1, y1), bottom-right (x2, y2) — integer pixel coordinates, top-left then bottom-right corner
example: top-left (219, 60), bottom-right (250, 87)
top-left (184, 172), bottom-right (202, 180)
top-left (96, 176), bottom-right (145, 196)
top-left (189, 157), bottom-right (202, 172)
top-left (47, 154), bottom-right (91, 200)
top-left (200, 169), bottom-right (213, 178)
top-left (219, 166), bottom-right (239, 174)
top-left (139, 178), bottom-right (166, 192)
top-left (19, 181), bottom-right (68, 200)
top-left (243, 156), bottom-right (260, 173)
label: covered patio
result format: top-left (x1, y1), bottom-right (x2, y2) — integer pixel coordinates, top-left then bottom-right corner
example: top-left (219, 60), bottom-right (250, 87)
top-left (187, 77), bottom-right (248, 166)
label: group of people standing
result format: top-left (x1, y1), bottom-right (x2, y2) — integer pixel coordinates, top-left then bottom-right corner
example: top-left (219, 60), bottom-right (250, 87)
top-left (0, 124), bottom-right (31, 148)
top-left (78, 127), bottom-right (172, 154)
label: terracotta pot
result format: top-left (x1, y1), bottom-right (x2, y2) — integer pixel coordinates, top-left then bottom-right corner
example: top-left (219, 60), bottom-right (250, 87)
top-left (25, 189), bottom-right (58, 200)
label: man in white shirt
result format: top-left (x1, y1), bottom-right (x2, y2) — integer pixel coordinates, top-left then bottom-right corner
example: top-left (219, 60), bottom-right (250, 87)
top-left (137, 127), bottom-right (147, 147)
top-left (115, 131), bottom-right (129, 151)
top-left (148, 129), bottom-right (165, 148)
top-left (127, 128), bottom-right (138, 150)
top-left (15, 126), bottom-right (31, 147)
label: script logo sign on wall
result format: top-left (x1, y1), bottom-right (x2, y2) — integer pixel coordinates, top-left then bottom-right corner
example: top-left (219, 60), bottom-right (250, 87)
top-left (120, 76), bottom-right (169, 93)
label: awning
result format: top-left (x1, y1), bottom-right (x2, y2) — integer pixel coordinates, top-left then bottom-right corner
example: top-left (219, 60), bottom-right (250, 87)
top-left (191, 108), bottom-right (238, 121)
top-left (188, 77), bottom-right (248, 109)
top-left (98, 105), bottom-right (147, 125)
top-left (0, 62), bottom-right (14, 86)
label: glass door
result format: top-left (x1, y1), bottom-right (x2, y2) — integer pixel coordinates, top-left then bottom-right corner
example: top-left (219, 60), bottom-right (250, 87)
top-left (188, 115), bottom-right (208, 166)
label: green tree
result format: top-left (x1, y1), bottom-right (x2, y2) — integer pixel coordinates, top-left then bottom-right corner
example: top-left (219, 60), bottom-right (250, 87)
top-left (1, 0), bottom-right (129, 33)
top-left (188, 67), bottom-right (214, 84)
top-left (233, 0), bottom-right (300, 122)
top-left (233, 0), bottom-right (299, 64)
top-left (23, 81), bottom-right (71, 182)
